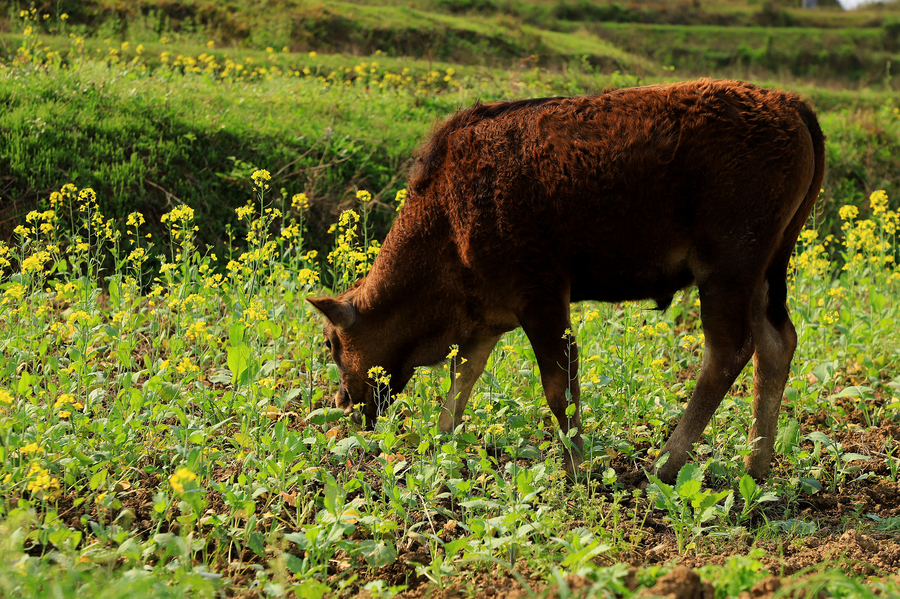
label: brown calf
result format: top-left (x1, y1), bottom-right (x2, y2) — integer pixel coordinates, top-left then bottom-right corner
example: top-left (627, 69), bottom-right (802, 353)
top-left (309, 78), bottom-right (825, 483)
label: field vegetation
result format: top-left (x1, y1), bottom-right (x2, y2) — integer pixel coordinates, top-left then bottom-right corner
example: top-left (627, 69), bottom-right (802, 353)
top-left (1, 0), bottom-right (900, 597)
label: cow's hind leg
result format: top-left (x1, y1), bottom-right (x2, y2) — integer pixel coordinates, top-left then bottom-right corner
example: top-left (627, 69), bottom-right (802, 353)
top-left (438, 334), bottom-right (502, 433)
top-left (746, 279), bottom-right (797, 479)
top-left (655, 286), bottom-right (756, 483)
top-left (518, 299), bottom-right (583, 477)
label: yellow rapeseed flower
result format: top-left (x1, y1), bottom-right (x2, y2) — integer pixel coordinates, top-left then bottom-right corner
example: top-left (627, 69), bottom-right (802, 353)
top-left (291, 193), bottom-right (309, 211)
top-left (367, 366), bottom-right (391, 385)
top-left (251, 169), bottom-right (271, 190)
top-left (681, 334), bottom-right (697, 349)
top-left (870, 190), bottom-right (889, 216)
top-left (54, 393), bottom-right (75, 408)
top-left (126, 212), bottom-right (146, 227)
top-left (395, 188), bottom-right (407, 212)
top-left (21, 442), bottom-right (43, 454)
top-left (0, 389), bottom-right (13, 405)
top-left (839, 205), bottom-right (858, 221)
top-left (169, 467), bottom-right (197, 494)
top-left (26, 463), bottom-right (60, 495)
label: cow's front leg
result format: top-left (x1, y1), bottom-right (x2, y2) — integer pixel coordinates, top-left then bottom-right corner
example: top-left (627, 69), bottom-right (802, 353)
top-left (518, 297), bottom-right (583, 477)
top-left (439, 334), bottom-right (502, 433)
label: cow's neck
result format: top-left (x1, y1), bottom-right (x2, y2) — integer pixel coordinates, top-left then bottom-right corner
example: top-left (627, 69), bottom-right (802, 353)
top-left (354, 209), bottom-right (465, 367)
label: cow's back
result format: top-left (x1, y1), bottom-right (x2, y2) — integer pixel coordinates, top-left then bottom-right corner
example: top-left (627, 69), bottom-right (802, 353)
top-left (406, 79), bottom-right (818, 304)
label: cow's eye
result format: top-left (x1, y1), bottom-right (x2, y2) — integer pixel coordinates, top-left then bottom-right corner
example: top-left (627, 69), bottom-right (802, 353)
top-left (324, 338), bottom-right (332, 350)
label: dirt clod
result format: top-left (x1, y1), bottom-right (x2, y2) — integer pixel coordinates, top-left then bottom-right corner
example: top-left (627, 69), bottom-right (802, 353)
top-left (638, 565), bottom-right (715, 599)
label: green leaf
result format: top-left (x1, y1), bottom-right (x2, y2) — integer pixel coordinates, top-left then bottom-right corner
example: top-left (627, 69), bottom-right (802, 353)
top-left (284, 532), bottom-right (311, 550)
top-left (738, 474), bottom-right (758, 504)
top-left (812, 362), bottom-right (834, 385)
top-left (723, 491), bottom-right (735, 515)
top-left (357, 540), bottom-right (398, 568)
top-left (805, 431), bottom-right (833, 447)
top-left (832, 385), bottom-right (871, 398)
top-left (228, 322), bottom-right (246, 346)
top-left (775, 418), bottom-right (801, 455)
top-left (296, 580), bottom-right (329, 599)
top-left (331, 436), bottom-right (361, 457)
top-left (676, 479), bottom-right (701, 501)
top-left (89, 469), bottom-right (108, 491)
top-left (227, 342), bottom-right (251, 385)
top-left (841, 453), bottom-right (871, 463)
top-left (675, 462), bottom-right (703, 490)
top-left (798, 477), bottom-right (822, 494)
top-left (257, 320), bottom-right (283, 339)
top-left (248, 531), bottom-right (267, 558)
top-left (307, 407), bottom-right (344, 425)
top-left (324, 473), bottom-right (341, 514)
top-left (48, 528), bottom-right (82, 549)
top-left (695, 489), bottom-right (731, 513)
top-left (646, 475), bottom-right (676, 510)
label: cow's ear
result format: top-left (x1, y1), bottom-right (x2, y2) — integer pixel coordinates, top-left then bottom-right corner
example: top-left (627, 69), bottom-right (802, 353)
top-left (307, 297), bottom-right (357, 330)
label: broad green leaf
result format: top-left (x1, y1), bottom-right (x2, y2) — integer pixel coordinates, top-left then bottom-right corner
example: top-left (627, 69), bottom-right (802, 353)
top-left (257, 320), bottom-right (283, 339)
top-left (227, 342), bottom-right (251, 385)
top-left (832, 385), bottom-right (871, 398)
top-left (805, 431), bottom-right (833, 446)
top-left (798, 477), bottom-right (822, 494)
top-left (324, 473), bottom-right (341, 514)
top-left (676, 479), bottom-right (702, 501)
top-left (841, 453), bottom-right (871, 463)
top-left (331, 436), bottom-right (361, 457)
top-left (357, 540), bottom-right (398, 568)
top-left (695, 489), bottom-right (731, 513)
top-left (296, 580), bottom-right (329, 599)
top-left (89, 469), bottom-right (108, 491)
top-left (307, 407), bottom-right (344, 425)
top-left (247, 532), bottom-right (266, 558)
top-left (812, 362), bottom-right (834, 385)
top-left (738, 474), bottom-right (758, 504)
top-left (776, 418), bottom-right (801, 455)
top-left (675, 462), bottom-right (703, 491)
top-left (228, 322), bottom-right (246, 346)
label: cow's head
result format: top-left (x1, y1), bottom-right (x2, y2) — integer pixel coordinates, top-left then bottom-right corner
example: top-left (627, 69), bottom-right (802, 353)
top-left (307, 295), bottom-right (395, 427)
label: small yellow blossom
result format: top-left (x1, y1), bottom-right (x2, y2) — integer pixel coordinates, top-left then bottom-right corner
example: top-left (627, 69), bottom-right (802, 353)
top-left (367, 366), bottom-right (391, 385)
top-left (54, 393), bottom-right (75, 408)
top-left (291, 193), bottom-right (309, 211)
top-left (169, 467), bottom-right (197, 494)
top-left (870, 190), bottom-right (889, 216)
top-left (839, 205), bottom-right (858, 221)
top-left (26, 463), bottom-right (60, 495)
top-left (251, 169), bottom-right (271, 190)
top-left (21, 443), bottom-right (44, 454)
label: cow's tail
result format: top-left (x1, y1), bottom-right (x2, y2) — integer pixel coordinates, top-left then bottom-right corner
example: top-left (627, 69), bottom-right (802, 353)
top-left (766, 100), bottom-right (826, 327)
